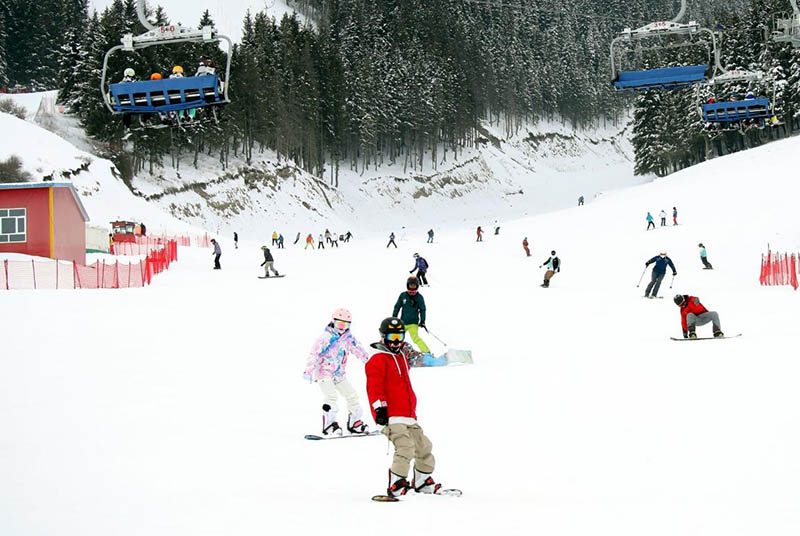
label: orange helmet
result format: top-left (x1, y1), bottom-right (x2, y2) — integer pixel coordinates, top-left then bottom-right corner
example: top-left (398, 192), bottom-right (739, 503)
top-left (150, 73), bottom-right (163, 80)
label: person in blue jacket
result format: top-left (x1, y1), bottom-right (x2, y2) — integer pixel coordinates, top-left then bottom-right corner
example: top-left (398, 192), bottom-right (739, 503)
top-left (410, 253), bottom-right (429, 286)
top-left (646, 212), bottom-right (655, 230)
top-left (644, 251), bottom-right (676, 298)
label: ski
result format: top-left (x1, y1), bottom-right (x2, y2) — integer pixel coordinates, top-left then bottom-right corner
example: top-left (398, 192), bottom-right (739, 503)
top-left (305, 430), bottom-right (382, 441)
top-left (258, 275), bottom-right (286, 279)
top-left (642, 296), bottom-right (664, 299)
top-left (670, 333), bottom-right (742, 341)
top-left (371, 489), bottom-right (462, 502)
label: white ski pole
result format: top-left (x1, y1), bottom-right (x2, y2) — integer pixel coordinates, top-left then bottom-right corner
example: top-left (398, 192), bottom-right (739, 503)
top-left (636, 266), bottom-right (647, 287)
top-left (424, 327), bottom-right (447, 347)
top-left (669, 272), bottom-right (676, 289)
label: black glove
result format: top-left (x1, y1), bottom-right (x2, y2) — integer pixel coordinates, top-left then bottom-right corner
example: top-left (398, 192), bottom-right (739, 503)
top-left (683, 331), bottom-right (688, 339)
top-left (375, 406), bottom-right (388, 426)
top-left (419, 323), bottom-right (426, 329)
top-left (644, 262), bottom-right (649, 266)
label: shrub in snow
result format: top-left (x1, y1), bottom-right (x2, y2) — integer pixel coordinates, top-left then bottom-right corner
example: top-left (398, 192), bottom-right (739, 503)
top-left (0, 155), bottom-right (32, 183)
top-left (0, 99), bottom-right (27, 120)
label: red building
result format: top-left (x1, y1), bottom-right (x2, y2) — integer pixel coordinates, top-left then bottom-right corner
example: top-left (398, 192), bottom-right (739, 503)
top-left (0, 182), bottom-right (90, 264)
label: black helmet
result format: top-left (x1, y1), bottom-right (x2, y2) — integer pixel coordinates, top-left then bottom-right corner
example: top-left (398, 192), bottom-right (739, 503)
top-left (551, 250), bottom-right (556, 256)
top-left (379, 317), bottom-right (405, 336)
top-left (413, 252), bottom-right (419, 258)
top-left (406, 276), bottom-right (419, 289)
top-left (697, 243), bottom-right (704, 247)
top-left (673, 294), bottom-right (685, 306)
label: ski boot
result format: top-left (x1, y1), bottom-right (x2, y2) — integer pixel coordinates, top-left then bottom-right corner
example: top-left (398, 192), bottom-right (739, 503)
top-left (388, 470), bottom-right (411, 497)
top-left (347, 408), bottom-right (369, 435)
top-left (688, 330), bottom-right (697, 340)
top-left (713, 330), bottom-right (724, 338)
top-left (412, 467), bottom-right (442, 495)
top-left (322, 404), bottom-right (342, 437)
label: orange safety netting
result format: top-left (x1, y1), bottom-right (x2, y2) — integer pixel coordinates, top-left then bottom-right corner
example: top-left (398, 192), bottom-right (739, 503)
top-left (759, 251), bottom-right (799, 290)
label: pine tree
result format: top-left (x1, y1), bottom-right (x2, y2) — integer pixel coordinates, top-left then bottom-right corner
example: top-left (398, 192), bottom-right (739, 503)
top-left (0, 2), bottom-right (8, 87)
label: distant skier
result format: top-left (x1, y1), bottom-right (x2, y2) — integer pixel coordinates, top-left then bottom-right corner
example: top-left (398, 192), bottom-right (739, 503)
top-left (578, 195), bottom-right (584, 206)
top-left (539, 250), bottom-right (560, 288)
top-left (294, 232), bottom-right (301, 245)
top-left (476, 226), bottom-right (483, 242)
top-left (659, 209), bottom-right (667, 227)
top-left (278, 234), bottom-right (284, 249)
top-left (345, 231), bottom-right (353, 243)
top-left (305, 234), bottom-right (314, 249)
top-left (211, 238), bottom-right (221, 269)
top-left (325, 229), bottom-right (332, 244)
top-left (233, 232), bottom-right (238, 249)
top-left (646, 212), bottom-right (655, 230)
top-left (108, 233), bottom-right (115, 255)
top-left (698, 243), bottom-right (713, 269)
top-left (427, 229), bottom-right (434, 243)
top-left (303, 309), bottom-right (371, 436)
top-left (410, 253), bottom-right (429, 286)
top-left (392, 277), bottom-right (435, 364)
top-left (387, 232), bottom-right (398, 248)
top-left (522, 237), bottom-right (531, 257)
top-left (318, 234), bottom-right (325, 249)
top-left (494, 225), bottom-right (500, 235)
top-left (260, 246), bottom-right (280, 277)
top-left (272, 231), bottom-right (278, 246)
top-left (331, 233), bottom-right (339, 248)
top-left (366, 317), bottom-right (445, 497)
top-left (644, 252), bottom-right (676, 298)
top-left (674, 294), bottom-right (724, 339)
top-left (672, 206), bottom-right (678, 225)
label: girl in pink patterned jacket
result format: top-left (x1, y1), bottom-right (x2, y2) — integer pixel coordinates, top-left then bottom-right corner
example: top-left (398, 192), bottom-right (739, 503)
top-left (303, 308), bottom-right (371, 436)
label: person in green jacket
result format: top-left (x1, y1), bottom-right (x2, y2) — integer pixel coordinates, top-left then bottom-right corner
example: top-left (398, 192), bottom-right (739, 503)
top-left (392, 277), bottom-right (431, 359)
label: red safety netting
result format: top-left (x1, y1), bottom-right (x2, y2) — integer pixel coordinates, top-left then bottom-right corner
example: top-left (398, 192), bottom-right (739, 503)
top-left (759, 251), bottom-right (799, 290)
top-left (111, 233), bottom-right (210, 253)
top-left (2, 240), bottom-right (178, 290)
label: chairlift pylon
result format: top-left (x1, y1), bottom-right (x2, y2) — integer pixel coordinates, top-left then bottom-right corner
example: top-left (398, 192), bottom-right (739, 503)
top-left (772, 0), bottom-right (800, 47)
top-left (100, 0), bottom-right (233, 130)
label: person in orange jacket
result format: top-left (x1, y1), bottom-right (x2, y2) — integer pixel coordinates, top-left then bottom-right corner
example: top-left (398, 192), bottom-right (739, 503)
top-left (522, 237), bottom-right (531, 257)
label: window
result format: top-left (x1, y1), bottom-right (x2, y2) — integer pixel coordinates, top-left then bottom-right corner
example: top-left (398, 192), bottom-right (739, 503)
top-left (0, 208), bottom-right (26, 243)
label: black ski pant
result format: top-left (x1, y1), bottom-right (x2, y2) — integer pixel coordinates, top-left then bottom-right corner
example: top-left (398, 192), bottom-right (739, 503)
top-left (214, 254), bottom-right (221, 269)
top-left (701, 257), bottom-right (713, 269)
top-left (387, 239), bottom-right (397, 248)
top-left (318, 241), bottom-right (325, 249)
top-left (661, 218), bottom-right (666, 226)
top-left (417, 271), bottom-right (428, 285)
top-left (644, 271), bottom-right (665, 297)
top-left (647, 221), bottom-right (655, 230)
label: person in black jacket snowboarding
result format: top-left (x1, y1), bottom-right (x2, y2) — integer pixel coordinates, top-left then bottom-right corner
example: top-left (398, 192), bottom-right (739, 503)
top-left (260, 246), bottom-right (280, 277)
top-left (644, 252), bottom-right (676, 298)
top-left (410, 253), bottom-right (429, 286)
top-left (539, 251), bottom-right (560, 287)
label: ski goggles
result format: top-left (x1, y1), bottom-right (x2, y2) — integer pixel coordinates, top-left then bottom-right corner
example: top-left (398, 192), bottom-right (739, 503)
top-left (333, 320), bottom-right (351, 331)
top-left (407, 288), bottom-right (419, 294)
top-left (385, 332), bottom-right (405, 343)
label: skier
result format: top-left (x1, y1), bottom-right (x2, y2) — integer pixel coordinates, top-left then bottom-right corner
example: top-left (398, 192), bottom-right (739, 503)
top-left (305, 234), bottom-right (314, 249)
top-left (233, 232), bottom-right (238, 249)
top-left (476, 226), bottom-right (483, 242)
top-left (278, 234), bottom-right (284, 249)
top-left (672, 206), bottom-right (678, 225)
top-left (494, 225), bottom-right (500, 235)
top-left (387, 232), bottom-right (398, 248)
top-left (108, 233), bottom-right (115, 255)
top-left (674, 294), bottom-right (724, 339)
top-left (121, 67), bottom-right (136, 83)
top-left (317, 234), bottom-right (325, 249)
top-left (272, 231), bottom-right (278, 246)
top-left (698, 243), bottom-right (713, 269)
top-left (659, 209), bottom-right (667, 227)
top-left (345, 231), bottom-right (353, 243)
top-left (366, 317), bottom-right (444, 496)
top-left (331, 233), bottom-right (339, 248)
top-left (522, 237), bottom-right (531, 257)
top-left (643, 252), bottom-right (676, 298)
top-left (392, 277), bottom-right (435, 364)
top-left (211, 238), bottom-right (221, 269)
top-left (410, 253), bottom-right (429, 286)
top-left (294, 232), bottom-right (301, 245)
top-left (303, 309), bottom-right (371, 436)
top-left (646, 212), bottom-right (655, 230)
top-left (578, 195), bottom-right (584, 206)
top-left (427, 229), bottom-right (434, 244)
top-left (539, 250), bottom-right (560, 288)
top-left (260, 246), bottom-right (280, 277)
top-left (325, 229), bottom-right (332, 244)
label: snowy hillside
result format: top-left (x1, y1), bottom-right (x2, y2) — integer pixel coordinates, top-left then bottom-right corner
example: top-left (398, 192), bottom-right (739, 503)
top-left (2, 128), bottom-right (799, 536)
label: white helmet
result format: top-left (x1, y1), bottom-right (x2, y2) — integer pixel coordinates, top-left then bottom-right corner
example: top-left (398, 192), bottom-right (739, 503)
top-left (331, 308), bottom-right (352, 323)
top-left (124, 67), bottom-right (135, 77)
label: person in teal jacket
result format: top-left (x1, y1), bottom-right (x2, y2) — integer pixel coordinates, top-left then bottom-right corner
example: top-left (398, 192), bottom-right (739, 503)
top-left (646, 212), bottom-right (655, 230)
top-left (392, 277), bottom-right (435, 362)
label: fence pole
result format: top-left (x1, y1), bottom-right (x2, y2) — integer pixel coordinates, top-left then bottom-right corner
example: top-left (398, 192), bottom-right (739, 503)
top-left (32, 259), bottom-right (36, 290)
top-left (115, 260), bottom-right (120, 289)
top-left (55, 259), bottom-right (58, 289)
top-left (4, 259), bottom-right (8, 290)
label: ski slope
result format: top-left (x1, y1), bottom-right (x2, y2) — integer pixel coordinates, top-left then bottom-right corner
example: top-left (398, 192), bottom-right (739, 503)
top-left (2, 135), bottom-right (800, 536)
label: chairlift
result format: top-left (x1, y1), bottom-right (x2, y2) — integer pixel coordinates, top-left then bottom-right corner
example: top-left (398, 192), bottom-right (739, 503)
top-left (100, 0), bottom-right (233, 130)
top-left (610, 0), bottom-right (717, 91)
top-left (772, 0), bottom-right (800, 48)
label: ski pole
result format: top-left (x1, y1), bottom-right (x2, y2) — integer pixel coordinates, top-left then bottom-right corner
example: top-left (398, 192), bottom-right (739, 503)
top-left (669, 272), bottom-right (676, 289)
top-left (636, 266), bottom-right (647, 287)
top-left (423, 327), bottom-right (447, 347)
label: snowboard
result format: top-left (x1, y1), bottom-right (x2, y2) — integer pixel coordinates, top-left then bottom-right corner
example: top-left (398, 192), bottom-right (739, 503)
top-left (258, 275), bottom-right (286, 279)
top-left (304, 430), bottom-right (382, 441)
top-left (670, 333), bottom-right (741, 341)
top-left (371, 489), bottom-right (462, 502)
top-left (409, 349), bottom-right (473, 368)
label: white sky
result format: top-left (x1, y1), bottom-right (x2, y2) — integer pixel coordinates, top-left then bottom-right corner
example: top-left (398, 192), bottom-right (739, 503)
top-left (89, 0), bottom-right (301, 44)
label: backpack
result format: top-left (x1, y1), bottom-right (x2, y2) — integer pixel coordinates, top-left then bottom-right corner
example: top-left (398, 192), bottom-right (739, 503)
top-left (420, 258), bottom-right (429, 270)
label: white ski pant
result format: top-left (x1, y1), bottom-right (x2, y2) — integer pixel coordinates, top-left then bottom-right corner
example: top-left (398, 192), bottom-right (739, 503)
top-left (318, 377), bottom-right (361, 414)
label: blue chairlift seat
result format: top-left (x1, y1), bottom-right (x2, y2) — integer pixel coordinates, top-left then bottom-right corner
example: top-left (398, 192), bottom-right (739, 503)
top-left (614, 64), bottom-right (710, 91)
top-left (109, 75), bottom-right (223, 113)
top-left (702, 98), bottom-right (770, 123)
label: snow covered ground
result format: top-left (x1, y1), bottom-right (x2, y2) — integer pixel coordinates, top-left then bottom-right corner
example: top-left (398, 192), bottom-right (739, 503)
top-left (2, 129), bottom-right (800, 536)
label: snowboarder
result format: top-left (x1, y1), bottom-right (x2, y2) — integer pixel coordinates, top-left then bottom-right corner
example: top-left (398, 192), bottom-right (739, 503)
top-left (305, 234), bottom-right (314, 249)
top-left (387, 232), bottom-right (397, 248)
top-left (278, 234), bottom-right (285, 249)
top-left (476, 226), bottom-right (483, 242)
top-left (659, 209), bottom-right (667, 227)
top-left (317, 234), bottom-right (325, 249)
top-left (427, 229), bottom-right (434, 243)
top-left (646, 212), bottom-right (655, 230)
top-left (698, 243), bottom-right (713, 269)
top-left (233, 232), bottom-right (238, 249)
top-left (540, 251), bottom-right (560, 288)
top-left (366, 317), bottom-right (444, 497)
top-left (674, 295), bottom-right (724, 339)
top-left (522, 237), bottom-right (531, 257)
top-left (672, 207), bottom-right (678, 225)
top-left (578, 195), bottom-right (584, 206)
top-left (644, 252), bottom-right (676, 298)
top-left (303, 309), bottom-right (371, 436)
top-left (392, 277), bottom-right (434, 363)
top-left (260, 246), bottom-right (280, 277)
top-left (211, 239), bottom-right (221, 269)
top-left (410, 253), bottom-right (429, 286)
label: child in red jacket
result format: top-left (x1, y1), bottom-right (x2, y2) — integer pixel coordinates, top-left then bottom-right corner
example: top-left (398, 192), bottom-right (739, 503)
top-left (674, 294), bottom-right (724, 338)
top-left (366, 317), bottom-right (442, 497)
